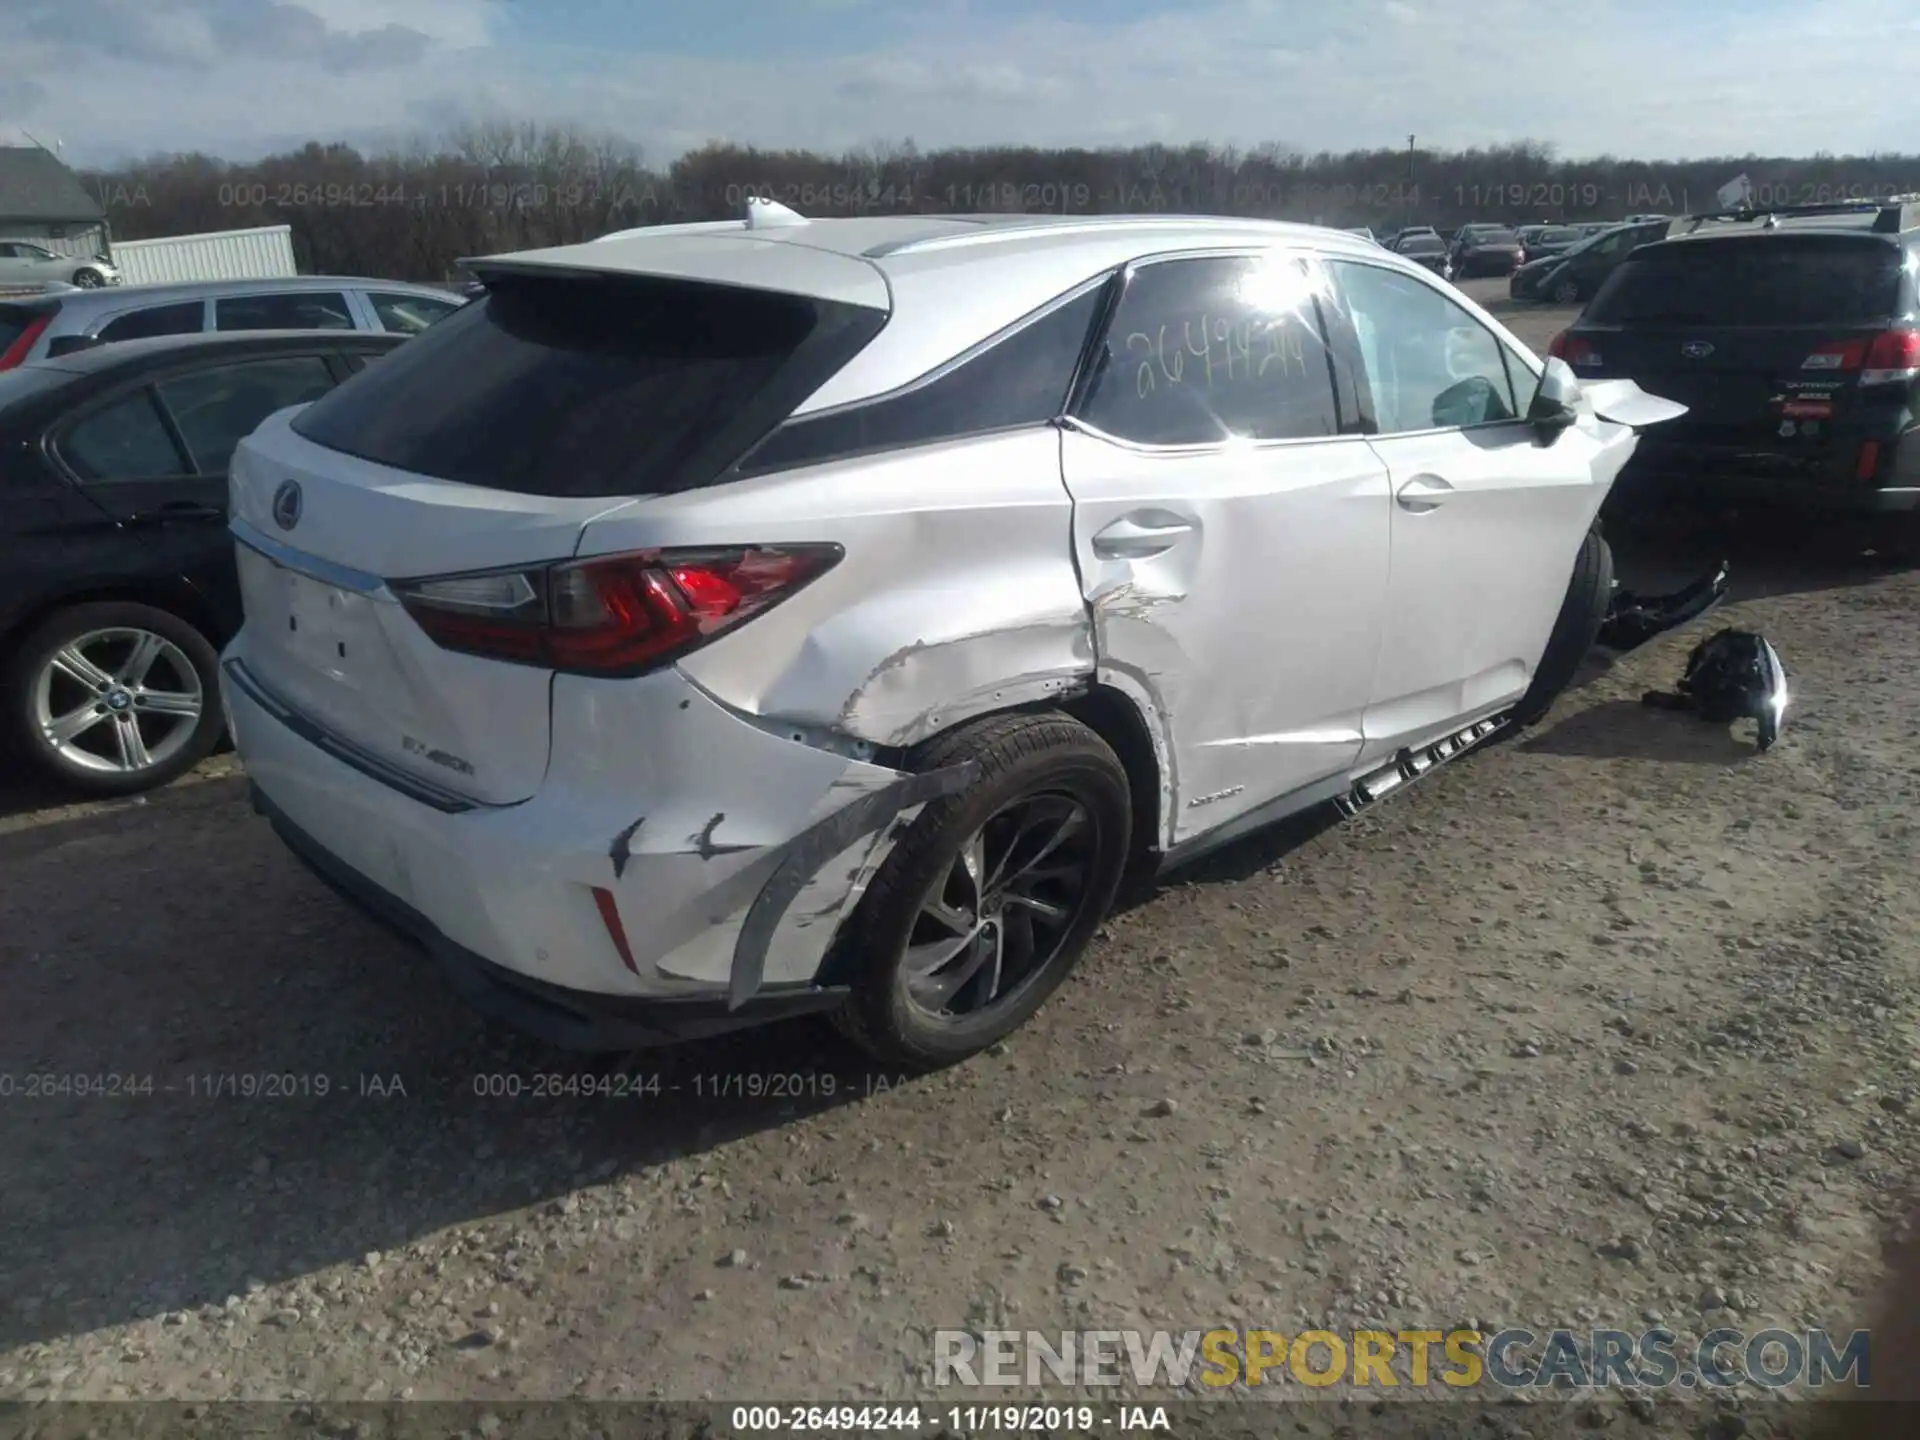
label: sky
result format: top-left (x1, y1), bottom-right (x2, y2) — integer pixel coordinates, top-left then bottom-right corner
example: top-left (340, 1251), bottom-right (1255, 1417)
top-left (3, 0), bottom-right (1919, 169)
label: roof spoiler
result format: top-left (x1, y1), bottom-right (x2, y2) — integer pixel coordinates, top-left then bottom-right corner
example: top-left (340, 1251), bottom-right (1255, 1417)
top-left (1668, 193), bottom-right (1920, 236)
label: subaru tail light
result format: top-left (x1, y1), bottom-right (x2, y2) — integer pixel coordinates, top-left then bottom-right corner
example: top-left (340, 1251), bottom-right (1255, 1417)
top-left (1802, 330), bottom-right (1919, 385)
top-left (392, 544), bottom-right (842, 676)
top-left (1547, 331), bottom-right (1601, 367)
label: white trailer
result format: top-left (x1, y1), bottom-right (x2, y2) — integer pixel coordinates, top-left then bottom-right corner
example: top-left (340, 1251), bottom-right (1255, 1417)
top-left (111, 224), bottom-right (298, 286)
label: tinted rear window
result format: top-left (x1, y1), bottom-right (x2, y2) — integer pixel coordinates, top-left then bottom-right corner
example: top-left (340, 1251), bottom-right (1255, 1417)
top-left (1587, 240), bottom-right (1905, 326)
top-left (1536, 228), bottom-right (1578, 244)
top-left (1402, 237), bottom-right (1443, 254)
top-left (1473, 229), bottom-right (1520, 245)
top-left (291, 274), bottom-right (886, 497)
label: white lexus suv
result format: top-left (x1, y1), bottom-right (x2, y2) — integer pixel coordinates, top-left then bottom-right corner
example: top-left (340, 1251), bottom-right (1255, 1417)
top-left (221, 202), bottom-right (1681, 1068)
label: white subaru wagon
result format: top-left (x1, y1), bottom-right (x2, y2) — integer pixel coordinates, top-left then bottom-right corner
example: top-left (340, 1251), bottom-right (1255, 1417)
top-left (220, 203), bottom-right (1681, 1068)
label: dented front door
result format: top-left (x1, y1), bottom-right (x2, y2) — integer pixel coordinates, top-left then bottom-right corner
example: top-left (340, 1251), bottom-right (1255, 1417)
top-left (1057, 251), bottom-right (1393, 847)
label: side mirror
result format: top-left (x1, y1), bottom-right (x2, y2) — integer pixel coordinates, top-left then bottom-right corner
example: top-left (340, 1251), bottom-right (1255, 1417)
top-left (1528, 356), bottom-right (1581, 441)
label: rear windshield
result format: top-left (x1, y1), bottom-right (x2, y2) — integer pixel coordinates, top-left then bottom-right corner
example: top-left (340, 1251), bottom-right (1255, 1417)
top-left (1536, 228), bottom-right (1578, 244)
top-left (290, 273), bottom-right (885, 496)
top-left (1473, 229), bottom-right (1520, 245)
top-left (1401, 237), bottom-right (1443, 254)
top-left (1587, 239), bottom-right (1905, 326)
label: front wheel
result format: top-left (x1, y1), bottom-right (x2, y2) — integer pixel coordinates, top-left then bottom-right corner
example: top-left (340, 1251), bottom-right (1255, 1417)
top-left (70, 268), bottom-right (106, 288)
top-left (832, 712), bottom-right (1132, 1070)
top-left (1551, 275), bottom-right (1582, 304)
top-left (4, 601), bottom-right (224, 795)
top-left (1510, 527), bottom-right (1614, 728)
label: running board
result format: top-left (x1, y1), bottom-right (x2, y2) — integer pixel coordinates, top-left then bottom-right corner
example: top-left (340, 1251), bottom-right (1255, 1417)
top-left (1333, 714), bottom-right (1511, 819)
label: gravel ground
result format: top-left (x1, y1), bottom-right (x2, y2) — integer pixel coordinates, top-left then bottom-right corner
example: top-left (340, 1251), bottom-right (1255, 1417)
top-left (3, 283), bottom-right (1917, 1437)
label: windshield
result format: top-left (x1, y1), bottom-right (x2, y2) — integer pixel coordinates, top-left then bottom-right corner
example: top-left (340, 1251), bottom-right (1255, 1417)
top-left (1586, 239), bottom-right (1904, 325)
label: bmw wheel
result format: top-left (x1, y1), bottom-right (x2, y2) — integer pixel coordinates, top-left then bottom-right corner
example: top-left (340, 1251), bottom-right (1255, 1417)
top-left (5, 602), bottom-right (224, 795)
top-left (832, 712), bottom-right (1131, 1070)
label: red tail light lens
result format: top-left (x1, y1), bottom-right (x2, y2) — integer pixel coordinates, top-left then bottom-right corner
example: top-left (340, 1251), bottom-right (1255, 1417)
top-left (1862, 328), bottom-right (1920, 384)
top-left (1802, 330), bottom-right (1919, 383)
top-left (0, 313), bottom-right (52, 371)
top-left (1548, 332), bottom-right (1601, 367)
top-left (394, 544), bottom-right (841, 676)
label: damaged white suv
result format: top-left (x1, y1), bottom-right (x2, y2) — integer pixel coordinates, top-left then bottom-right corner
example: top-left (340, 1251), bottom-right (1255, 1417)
top-left (221, 203), bottom-right (1681, 1068)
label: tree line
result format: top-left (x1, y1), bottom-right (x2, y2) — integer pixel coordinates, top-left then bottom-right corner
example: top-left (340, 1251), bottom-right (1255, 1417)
top-left (79, 122), bottom-right (1920, 282)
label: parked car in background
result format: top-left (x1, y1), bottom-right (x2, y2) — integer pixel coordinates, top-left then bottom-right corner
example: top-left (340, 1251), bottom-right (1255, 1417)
top-left (0, 276), bottom-right (465, 371)
top-left (0, 240), bottom-right (120, 291)
top-left (220, 204), bottom-right (1682, 1067)
top-left (1518, 225), bottom-right (1583, 262)
top-left (1391, 230), bottom-right (1454, 278)
top-left (0, 328), bottom-right (410, 794)
top-left (1555, 196), bottom-right (1920, 526)
top-left (1451, 226), bottom-right (1526, 277)
top-left (1508, 219), bottom-right (1672, 304)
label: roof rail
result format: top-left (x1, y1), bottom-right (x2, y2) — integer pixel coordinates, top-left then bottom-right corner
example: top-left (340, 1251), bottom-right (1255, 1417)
top-left (1670, 194), bottom-right (1920, 236)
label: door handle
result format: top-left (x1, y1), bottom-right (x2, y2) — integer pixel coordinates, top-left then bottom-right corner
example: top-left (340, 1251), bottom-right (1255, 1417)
top-left (1091, 513), bottom-right (1195, 559)
top-left (129, 501), bottom-right (226, 525)
top-left (1395, 475), bottom-right (1455, 512)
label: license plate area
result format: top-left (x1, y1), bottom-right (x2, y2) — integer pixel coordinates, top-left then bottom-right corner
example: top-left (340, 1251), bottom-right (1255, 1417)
top-left (280, 568), bottom-right (383, 678)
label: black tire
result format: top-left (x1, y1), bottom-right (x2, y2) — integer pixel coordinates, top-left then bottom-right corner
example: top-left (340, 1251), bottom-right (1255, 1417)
top-left (4, 601), bottom-right (224, 796)
top-left (1509, 526), bottom-right (1614, 728)
top-left (832, 712), bottom-right (1131, 1070)
top-left (1551, 275), bottom-right (1582, 305)
top-left (70, 268), bottom-right (105, 288)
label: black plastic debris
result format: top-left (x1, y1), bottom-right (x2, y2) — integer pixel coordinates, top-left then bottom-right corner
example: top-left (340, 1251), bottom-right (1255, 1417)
top-left (1597, 561), bottom-right (1731, 651)
top-left (1642, 628), bottom-right (1790, 751)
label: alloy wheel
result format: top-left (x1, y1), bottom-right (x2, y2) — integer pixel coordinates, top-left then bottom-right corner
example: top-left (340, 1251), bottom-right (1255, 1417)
top-left (900, 792), bottom-right (1098, 1021)
top-left (30, 627), bottom-right (205, 775)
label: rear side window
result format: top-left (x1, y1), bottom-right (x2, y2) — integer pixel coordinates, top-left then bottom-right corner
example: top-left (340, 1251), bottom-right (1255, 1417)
top-left (1075, 254), bottom-right (1341, 446)
top-left (0, 304), bottom-right (52, 357)
top-left (367, 290), bottom-right (462, 333)
top-left (291, 274), bottom-right (886, 497)
top-left (99, 302), bottom-right (205, 343)
top-left (156, 355), bottom-right (338, 475)
top-left (738, 283), bottom-right (1104, 475)
top-left (59, 391), bottom-right (188, 481)
top-left (1587, 240), bottom-right (1904, 325)
top-left (216, 292), bottom-right (355, 331)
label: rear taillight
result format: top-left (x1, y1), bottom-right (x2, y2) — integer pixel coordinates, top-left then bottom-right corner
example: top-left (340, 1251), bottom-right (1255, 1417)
top-left (1862, 328), bottom-right (1920, 385)
top-left (0, 313), bottom-right (52, 371)
top-left (1548, 331), bottom-right (1601, 367)
top-left (393, 544), bottom-right (842, 676)
top-left (1802, 329), bottom-right (1919, 384)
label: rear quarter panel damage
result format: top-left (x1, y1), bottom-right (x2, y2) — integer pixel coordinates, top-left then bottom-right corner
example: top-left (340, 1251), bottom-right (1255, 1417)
top-left (609, 429), bottom-right (1098, 748)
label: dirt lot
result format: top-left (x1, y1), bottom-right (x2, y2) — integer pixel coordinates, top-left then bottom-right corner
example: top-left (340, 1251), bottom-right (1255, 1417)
top-left (3, 283), bottom-right (1918, 1434)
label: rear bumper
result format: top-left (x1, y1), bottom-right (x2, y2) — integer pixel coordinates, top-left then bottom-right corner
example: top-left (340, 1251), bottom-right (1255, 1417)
top-left (252, 782), bottom-right (848, 1051)
top-left (222, 635), bottom-right (974, 1036)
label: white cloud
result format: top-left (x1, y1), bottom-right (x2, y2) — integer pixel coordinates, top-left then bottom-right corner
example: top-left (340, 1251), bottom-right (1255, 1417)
top-left (3, 0), bottom-right (1917, 168)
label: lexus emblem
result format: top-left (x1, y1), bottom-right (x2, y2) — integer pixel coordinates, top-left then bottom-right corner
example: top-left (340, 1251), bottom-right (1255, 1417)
top-left (1681, 340), bottom-right (1715, 359)
top-left (271, 479), bottom-right (302, 530)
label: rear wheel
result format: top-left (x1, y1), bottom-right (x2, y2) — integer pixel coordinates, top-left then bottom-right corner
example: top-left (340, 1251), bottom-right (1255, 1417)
top-left (1551, 275), bottom-right (1582, 304)
top-left (832, 713), bottom-right (1131, 1070)
top-left (1510, 526), bottom-right (1614, 728)
top-left (4, 602), bottom-right (224, 795)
